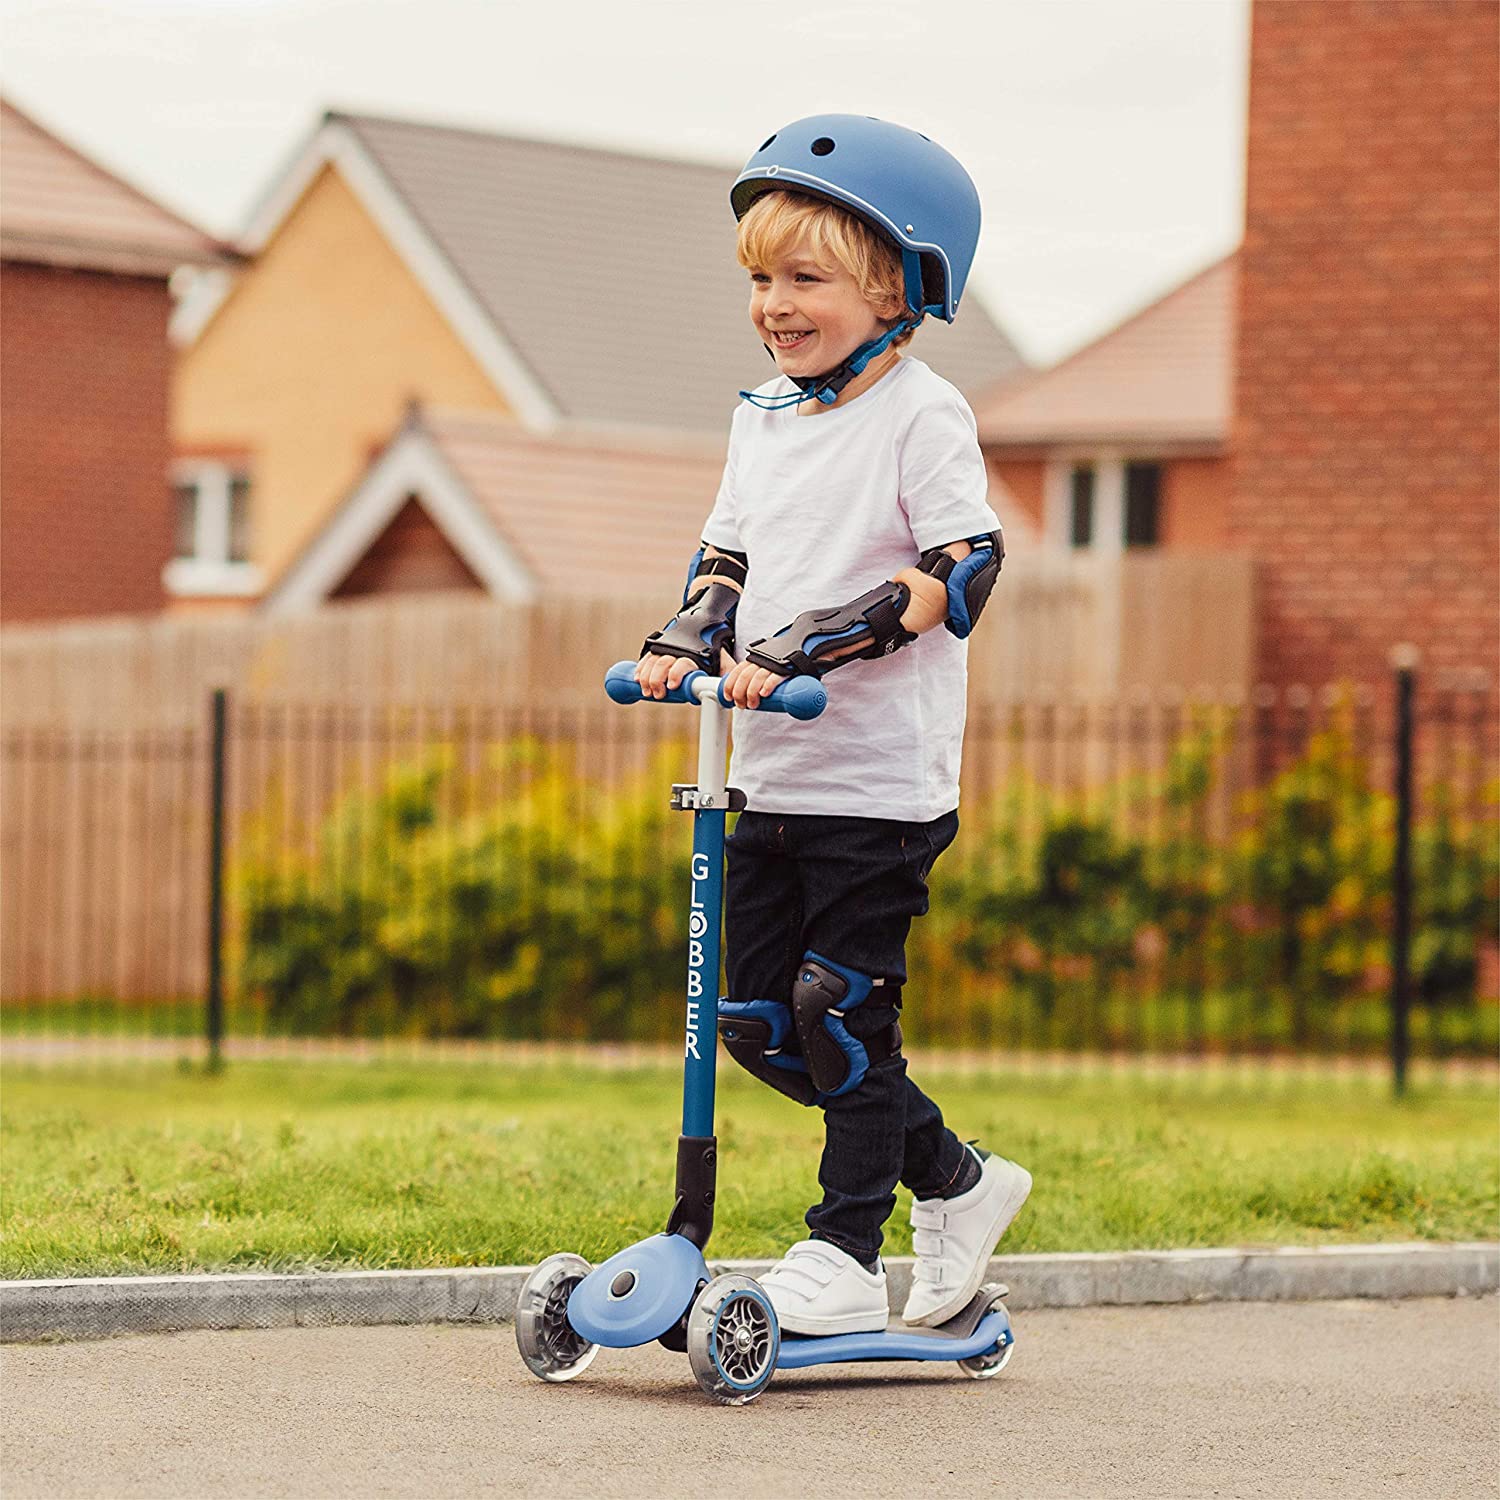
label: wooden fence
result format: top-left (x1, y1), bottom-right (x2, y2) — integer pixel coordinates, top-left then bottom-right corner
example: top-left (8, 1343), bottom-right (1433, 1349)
top-left (0, 554), bottom-right (1258, 1006)
top-left (0, 552), bottom-right (1255, 729)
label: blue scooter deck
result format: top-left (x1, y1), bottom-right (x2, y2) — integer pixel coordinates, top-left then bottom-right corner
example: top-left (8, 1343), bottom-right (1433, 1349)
top-left (776, 1289), bottom-right (1013, 1371)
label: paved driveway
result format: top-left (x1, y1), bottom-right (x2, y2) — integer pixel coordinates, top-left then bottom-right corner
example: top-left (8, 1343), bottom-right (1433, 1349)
top-left (4, 1296), bottom-right (1496, 1499)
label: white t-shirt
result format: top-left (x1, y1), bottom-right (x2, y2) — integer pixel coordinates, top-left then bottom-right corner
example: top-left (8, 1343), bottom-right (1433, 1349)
top-left (700, 356), bottom-right (1001, 821)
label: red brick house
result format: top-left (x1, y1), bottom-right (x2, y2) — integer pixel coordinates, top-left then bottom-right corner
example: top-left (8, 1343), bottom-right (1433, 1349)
top-left (973, 254), bottom-right (1235, 558)
top-left (0, 99), bottom-right (230, 622)
top-left (977, 0), bottom-right (1498, 695)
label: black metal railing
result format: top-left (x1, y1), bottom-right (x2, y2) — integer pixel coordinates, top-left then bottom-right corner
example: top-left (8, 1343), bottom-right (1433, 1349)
top-left (2, 664), bottom-right (1494, 1088)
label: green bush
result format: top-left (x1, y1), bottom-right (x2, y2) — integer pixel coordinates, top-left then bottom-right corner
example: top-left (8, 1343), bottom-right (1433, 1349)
top-left (234, 710), bottom-right (1498, 1051)
top-left (236, 739), bottom-right (689, 1040)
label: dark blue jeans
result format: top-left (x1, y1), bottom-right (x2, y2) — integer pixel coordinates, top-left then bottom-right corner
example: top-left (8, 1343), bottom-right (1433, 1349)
top-left (723, 808), bottom-right (971, 1263)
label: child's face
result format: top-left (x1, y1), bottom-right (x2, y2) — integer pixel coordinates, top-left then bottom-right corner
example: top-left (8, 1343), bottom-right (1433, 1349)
top-left (747, 234), bottom-right (896, 382)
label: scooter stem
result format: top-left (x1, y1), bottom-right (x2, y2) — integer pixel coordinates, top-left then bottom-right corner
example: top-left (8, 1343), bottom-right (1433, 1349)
top-left (667, 678), bottom-right (730, 1249)
top-left (600, 661), bottom-right (824, 1257)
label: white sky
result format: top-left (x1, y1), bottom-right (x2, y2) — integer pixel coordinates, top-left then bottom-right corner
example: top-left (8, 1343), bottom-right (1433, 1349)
top-left (0, 0), bottom-right (1250, 365)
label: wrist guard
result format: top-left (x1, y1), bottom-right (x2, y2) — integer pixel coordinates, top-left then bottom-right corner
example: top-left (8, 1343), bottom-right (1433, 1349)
top-left (745, 579), bottom-right (915, 679)
top-left (915, 530), bottom-right (1004, 639)
top-left (641, 546), bottom-right (748, 674)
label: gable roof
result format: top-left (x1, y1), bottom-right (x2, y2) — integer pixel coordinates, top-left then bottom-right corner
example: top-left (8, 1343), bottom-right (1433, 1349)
top-left (263, 406), bottom-right (729, 614)
top-left (0, 98), bottom-right (228, 277)
top-left (972, 253), bottom-right (1237, 450)
top-left (189, 109), bottom-right (1027, 433)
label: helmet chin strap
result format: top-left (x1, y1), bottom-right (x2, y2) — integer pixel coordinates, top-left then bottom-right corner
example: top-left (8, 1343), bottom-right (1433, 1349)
top-left (738, 250), bottom-right (943, 412)
top-left (739, 320), bottom-right (912, 411)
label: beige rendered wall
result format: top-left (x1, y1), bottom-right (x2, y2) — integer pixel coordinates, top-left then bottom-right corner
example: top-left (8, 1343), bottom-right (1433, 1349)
top-left (173, 164), bottom-right (511, 590)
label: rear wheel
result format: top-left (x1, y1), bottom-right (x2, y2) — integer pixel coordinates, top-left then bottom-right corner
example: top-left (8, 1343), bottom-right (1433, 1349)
top-left (958, 1339), bottom-right (1014, 1379)
top-left (516, 1253), bottom-right (598, 1383)
top-left (687, 1275), bottom-right (780, 1405)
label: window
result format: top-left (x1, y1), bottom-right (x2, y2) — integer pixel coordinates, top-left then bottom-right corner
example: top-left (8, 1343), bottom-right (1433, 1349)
top-left (164, 461), bottom-right (261, 596)
top-left (1069, 465), bottom-right (1095, 548)
top-left (173, 480), bottom-right (198, 560)
top-left (227, 474), bottom-right (251, 563)
top-left (1124, 462), bottom-right (1161, 547)
top-left (1049, 457), bottom-right (1167, 554)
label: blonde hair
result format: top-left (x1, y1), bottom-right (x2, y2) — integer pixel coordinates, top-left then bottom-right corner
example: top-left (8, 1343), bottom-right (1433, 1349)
top-left (736, 190), bottom-right (916, 349)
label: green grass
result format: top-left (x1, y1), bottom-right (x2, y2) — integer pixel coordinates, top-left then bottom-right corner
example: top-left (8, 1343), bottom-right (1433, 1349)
top-left (5, 991), bottom-right (1495, 1058)
top-left (1, 1061), bottom-right (1495, 1279)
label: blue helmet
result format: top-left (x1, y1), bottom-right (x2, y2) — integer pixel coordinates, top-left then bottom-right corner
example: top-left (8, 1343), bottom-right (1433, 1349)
top-left (731, 114), bottom-right (982, 323)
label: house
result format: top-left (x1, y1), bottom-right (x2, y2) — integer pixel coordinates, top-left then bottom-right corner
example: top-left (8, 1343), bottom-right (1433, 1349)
top-left (172, 111), bottom-right (1027, 610)
top-left (261, 405), bottom-right (729, 613)
top-left (1227, 0), bottom-right (1497, 691)
top-left (975, 0), bottom-right (1498, 694)
top-left (973, 254), bottom-right (1234, 557)
top-left (0, 98), bottom-right (230, 622)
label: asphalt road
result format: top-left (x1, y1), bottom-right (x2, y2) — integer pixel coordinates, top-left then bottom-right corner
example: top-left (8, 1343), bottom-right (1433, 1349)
top-left (4, 1297), bottom-right (1497, 1500)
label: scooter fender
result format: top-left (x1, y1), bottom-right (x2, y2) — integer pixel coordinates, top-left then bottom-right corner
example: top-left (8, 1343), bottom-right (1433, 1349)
top-left (566, 1233), bottom-right (709, 1348)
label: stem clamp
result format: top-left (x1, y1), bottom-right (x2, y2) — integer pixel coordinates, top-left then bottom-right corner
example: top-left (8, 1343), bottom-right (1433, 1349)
top-left (671, 784), bottom-right (748, 813)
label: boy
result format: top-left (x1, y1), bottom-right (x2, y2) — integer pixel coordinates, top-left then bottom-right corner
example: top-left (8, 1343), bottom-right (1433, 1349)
top-left (634, 115), bottom-right (1031, 1336)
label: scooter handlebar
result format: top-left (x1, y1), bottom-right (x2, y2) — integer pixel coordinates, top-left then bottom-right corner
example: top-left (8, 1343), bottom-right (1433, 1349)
top-left (605, 661), bottom-right (827, 720)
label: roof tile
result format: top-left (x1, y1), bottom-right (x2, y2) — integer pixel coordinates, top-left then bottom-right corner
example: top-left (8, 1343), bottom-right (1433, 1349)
top-left (973, 254), bottom-right (1236, 448)
top-left (339, 112), bottom-right (1027, 432)
top-left (1, 98), bottom-right (227, 275)
top-left (420, 408), bottom-right (728, 595)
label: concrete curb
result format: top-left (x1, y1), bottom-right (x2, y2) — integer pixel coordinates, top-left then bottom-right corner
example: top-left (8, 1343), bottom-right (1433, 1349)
top-left (4, 1243), bottom-right (1494, 1343)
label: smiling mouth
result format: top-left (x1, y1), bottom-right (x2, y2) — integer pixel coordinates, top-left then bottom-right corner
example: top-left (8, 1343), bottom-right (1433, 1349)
top-left (770, 329), bottom-right (815, 350)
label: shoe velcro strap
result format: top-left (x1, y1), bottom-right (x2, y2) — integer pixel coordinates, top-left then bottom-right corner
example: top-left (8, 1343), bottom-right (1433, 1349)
top-left (912, 1229), bottom-right (945, 1258)
top-left (911, 1202), bottom-right (948, 1232)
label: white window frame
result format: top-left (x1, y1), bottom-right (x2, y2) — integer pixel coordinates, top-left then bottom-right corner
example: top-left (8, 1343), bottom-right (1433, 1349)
top-left (1045, 453), bottom-right (1120, 555)
top-left (163, 460), bottom-right (263, 597)
top-left (1044, 453), bottom-right (1162, 554)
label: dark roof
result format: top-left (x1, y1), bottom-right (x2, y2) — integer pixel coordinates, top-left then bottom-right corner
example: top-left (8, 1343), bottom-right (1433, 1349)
top-left (0, 98), bottom-right (229, 276)
top-left (336, 111), bottom-right (1027, 431)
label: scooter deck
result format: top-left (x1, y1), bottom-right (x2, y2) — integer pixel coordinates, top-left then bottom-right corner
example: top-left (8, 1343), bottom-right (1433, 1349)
top-left (775, 1286), bottom-right (1013, 1371)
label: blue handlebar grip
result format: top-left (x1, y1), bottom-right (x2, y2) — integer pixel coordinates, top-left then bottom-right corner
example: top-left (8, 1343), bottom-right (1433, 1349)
top-left (605, 661), bottom-right (703, 705)
top-left (718, 675), bottom-right (827, 720)
top-left (604, 660), bottom-right (827, 720)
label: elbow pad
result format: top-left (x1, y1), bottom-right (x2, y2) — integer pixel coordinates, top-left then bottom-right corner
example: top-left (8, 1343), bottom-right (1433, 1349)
top-left (745, 579), bottom-right (915, 679)
top-left (641, 546), bottom-right (748, 673)
top-left (915, 530), bottom-right (1004, 639)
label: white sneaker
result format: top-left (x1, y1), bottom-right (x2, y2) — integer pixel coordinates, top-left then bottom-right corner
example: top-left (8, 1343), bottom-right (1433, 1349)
top-left (902, 1150), bottom-right (1032, 1327)
top-left (757, 1239), bottom-right (889, 1336)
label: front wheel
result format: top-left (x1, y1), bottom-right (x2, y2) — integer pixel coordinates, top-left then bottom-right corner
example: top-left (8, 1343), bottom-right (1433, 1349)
top-left (516, 1253), bottom-right (598, 1383)
top-left (958, 1285), bottom-right (1014, 1380)
top-left (687, 1274), bottom-right (780, 1405)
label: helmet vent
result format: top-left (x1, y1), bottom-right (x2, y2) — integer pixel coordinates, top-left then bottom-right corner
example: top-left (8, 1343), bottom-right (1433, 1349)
top-left (810, 137), bottom-right (836, 156)
top-left (759, 134), bottom-right (777, 151)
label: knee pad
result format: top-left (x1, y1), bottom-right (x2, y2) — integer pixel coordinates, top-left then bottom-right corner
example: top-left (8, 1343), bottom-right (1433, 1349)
top-left (791, 953), bottom-right (901, 1100)
top-left (717, 997), bottom-right (817, 1106)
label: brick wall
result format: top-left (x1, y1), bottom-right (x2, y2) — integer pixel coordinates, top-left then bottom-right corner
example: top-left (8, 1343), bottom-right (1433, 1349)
top-left (0, 263), bottom-right (174, 621)
top-left (991, 457), bottom-right (1045, 540)
top-left (330, 495), bottom-right (484, 599)
top-left (1164, 457), bottom-right (1230, 550)
top-left (1230, 0), bottom-right (1499, 691)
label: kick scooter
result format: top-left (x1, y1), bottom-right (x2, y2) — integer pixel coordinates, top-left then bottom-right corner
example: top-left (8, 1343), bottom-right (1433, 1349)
top-left (514, 660), bottom-right (1015, 1405)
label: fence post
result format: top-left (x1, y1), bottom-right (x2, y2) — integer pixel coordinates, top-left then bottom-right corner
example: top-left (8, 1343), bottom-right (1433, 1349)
top-left (1389, 646), bottom-right (1418, 1097)
top-left (207, 687), bottom-right (228, 1072)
